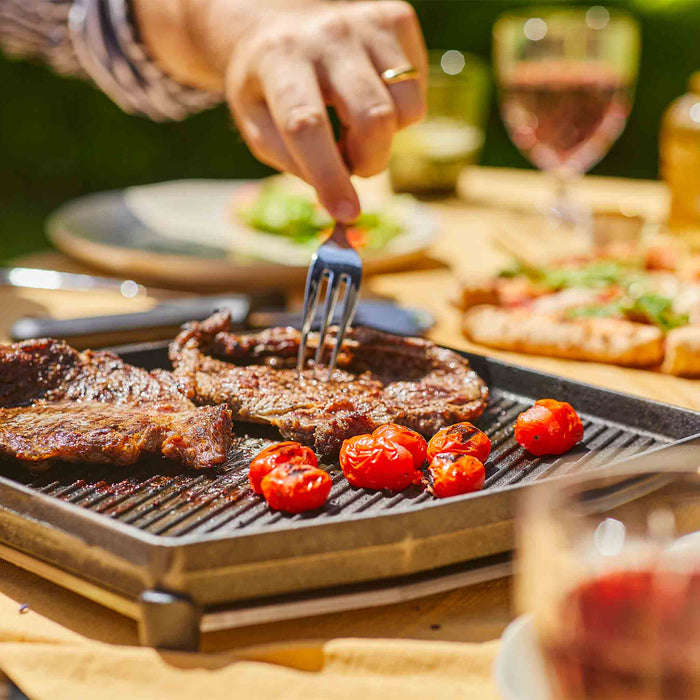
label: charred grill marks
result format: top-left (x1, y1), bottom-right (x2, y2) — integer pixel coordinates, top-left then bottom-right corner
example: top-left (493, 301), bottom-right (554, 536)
top-left (0, 402), bottom-right (231, 469)
top-left (0, 317), bottom-right (489, 468)
top-left (0, 338), bottom-right (231, 469)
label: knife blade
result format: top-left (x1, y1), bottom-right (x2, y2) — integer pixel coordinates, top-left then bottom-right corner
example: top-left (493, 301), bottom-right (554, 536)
top-left (0, 267), bottom-right (150, 298)
top-left (251, 300), bottom-right (435, 338)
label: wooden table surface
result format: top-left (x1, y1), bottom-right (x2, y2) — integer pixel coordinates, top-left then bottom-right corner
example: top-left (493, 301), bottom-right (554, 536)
top-left (0, 167), bottom-right (697, 653)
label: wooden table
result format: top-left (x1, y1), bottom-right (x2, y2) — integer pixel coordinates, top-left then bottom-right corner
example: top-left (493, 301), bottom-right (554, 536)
top-left (0, 168), bottom-right (696, 654)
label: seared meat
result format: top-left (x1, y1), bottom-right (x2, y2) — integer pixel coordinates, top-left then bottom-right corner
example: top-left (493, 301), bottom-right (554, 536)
top-left (170, 311), bottom-right (489, 455)
top-left (0, 338), bottom-right (192, 408)
top-left (0, 401), bottom-right (231, 469)
top-left (0, 338), bottom-right (231, 469)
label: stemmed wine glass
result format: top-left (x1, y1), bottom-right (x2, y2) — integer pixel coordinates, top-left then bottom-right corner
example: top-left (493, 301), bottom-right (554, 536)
top-left (493, 6), bottom-right (640, 233)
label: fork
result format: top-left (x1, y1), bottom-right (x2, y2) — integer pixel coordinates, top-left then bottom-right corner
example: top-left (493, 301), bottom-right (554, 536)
top-left (296, 222), bottom-right (362, 377)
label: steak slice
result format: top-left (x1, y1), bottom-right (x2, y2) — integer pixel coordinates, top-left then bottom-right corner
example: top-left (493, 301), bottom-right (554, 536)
top-left (0, 338), bottom-right (192, 408)
top-left (170, 311), bottom-right (489, 455)
top-left (0, 338), bottom-right (231, 469)
top-left (0, 401), bottom-right (231, 469)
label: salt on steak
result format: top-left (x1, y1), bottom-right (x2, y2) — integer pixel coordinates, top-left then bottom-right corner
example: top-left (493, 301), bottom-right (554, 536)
top-left (170, 311), bottom-right (489, 456)
top-left (0, 338), bottom-right (232, 469)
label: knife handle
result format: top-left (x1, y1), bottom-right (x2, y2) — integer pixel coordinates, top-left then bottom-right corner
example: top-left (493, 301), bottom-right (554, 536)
top-left (10, 295), bottom-right (250, 348)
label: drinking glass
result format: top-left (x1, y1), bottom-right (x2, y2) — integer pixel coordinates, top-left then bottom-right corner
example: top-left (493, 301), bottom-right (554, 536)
top-left (493, 6), bottom-right (640, 230)
top-left (389, 50), bottom-right (490, 195)
top-left (518, 451), bottom-right (700, 699)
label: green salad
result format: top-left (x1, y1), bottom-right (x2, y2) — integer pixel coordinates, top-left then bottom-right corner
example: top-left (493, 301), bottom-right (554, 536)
top-left (238, 185), bottom-right (403, 251)
top-left (499, 259), bottom-right (640, 290)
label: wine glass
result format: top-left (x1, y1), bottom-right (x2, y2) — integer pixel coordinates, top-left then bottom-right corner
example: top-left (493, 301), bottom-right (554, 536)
top-left (518, 450), bottom-right (700, 699)
top-left (493, 6), bottom-right (640, 233)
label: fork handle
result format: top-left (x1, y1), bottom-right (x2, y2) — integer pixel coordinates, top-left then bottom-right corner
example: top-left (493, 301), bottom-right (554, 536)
top-left (328, 221), bottom-right (353, 247)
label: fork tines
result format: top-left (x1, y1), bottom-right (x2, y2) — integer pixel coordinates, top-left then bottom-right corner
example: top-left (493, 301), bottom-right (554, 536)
top-left (296, 223), bottom-right (362, 378)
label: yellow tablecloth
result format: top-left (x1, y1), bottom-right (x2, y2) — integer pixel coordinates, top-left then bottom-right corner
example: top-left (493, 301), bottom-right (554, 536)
top-left (0, 561), bottom-right (500, 699)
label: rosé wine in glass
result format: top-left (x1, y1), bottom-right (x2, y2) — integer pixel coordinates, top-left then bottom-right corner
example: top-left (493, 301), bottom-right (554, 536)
top-left (493, 7), bottom-right (640, 232)
top-left (501, 62), bottom-right (633, 175)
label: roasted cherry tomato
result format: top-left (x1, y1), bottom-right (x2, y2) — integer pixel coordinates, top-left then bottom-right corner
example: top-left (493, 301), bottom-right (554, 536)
top-left (340, 434), bottom-right (420, 491)
top-left (426, 453), bottom-right (485, 498)
top-left (249, 441), bottom-right (317, 494)
top-left (260, 464), bottom-right (332, 513)
top-left (372, 423), bottom-right (428, 469)
top-left (514, 399), bottom-right (584, 456)
top-left (426, 422), bottom-right (491, 463)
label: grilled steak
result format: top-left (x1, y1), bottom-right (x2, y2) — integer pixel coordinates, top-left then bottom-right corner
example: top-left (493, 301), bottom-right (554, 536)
top-left (0, 337), bottom-right (192, 408)
top-left (0, 402), bottom-right (230, 469)
top-left (170, 311), bottom-right (489, 455)
top-left (0, 338), bottom-right (231, 469)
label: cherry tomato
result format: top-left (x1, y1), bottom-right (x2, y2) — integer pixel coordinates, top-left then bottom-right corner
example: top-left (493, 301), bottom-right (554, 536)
top-left (340, 434), bottom-right (420, 491)
top-left (426, 422), bottom-right (491, 462)
top-left (248, 441), bottom-right (317, 494)
top-left (426, 453), bottom-right (485, 498)
top-left (514, 399), bottom-right (584, 456)
top-left (372, 423), bottom-right (428, 469)
top-left (260, 464), bottom-right (332, 513)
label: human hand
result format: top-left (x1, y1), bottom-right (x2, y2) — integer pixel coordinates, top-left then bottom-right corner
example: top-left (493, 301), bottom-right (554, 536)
top-left (134, 0), bottom-right (427, 222)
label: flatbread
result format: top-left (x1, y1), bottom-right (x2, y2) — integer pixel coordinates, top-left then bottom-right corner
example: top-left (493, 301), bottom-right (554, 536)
top-left (463, 305), bottom-right (665, 368)
top-left (662, 325), bottom-right (700, 377)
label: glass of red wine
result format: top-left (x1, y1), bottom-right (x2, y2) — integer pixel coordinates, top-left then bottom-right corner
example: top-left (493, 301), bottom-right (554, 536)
top-left (493, 6), bottom-right (640, 234)
top-left (518, 451), bottom-right (699, 699)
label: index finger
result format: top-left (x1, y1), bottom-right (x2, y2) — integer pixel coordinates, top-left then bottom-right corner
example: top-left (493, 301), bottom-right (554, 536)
top-left (259, 56), bottom-right (360, 223)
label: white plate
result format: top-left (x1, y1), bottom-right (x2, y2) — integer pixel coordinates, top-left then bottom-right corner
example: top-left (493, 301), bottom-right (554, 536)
top-left (48, 175), bottom-right (438, 291)
top-left (493, 615), bottom-right (551, 700)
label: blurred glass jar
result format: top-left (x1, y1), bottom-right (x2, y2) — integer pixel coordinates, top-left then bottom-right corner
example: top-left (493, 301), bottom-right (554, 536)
top-left (660, 71), bottom-right (700, 252)
top-left (389, 50), bottom-right (490, 195)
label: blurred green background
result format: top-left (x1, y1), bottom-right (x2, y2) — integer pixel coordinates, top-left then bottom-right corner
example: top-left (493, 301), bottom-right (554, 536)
top-left (1, 0), bottom-right (698, 262)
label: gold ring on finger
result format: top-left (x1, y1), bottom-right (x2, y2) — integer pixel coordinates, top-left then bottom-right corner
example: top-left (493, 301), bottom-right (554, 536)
top-left (380, 66), bottom-right (419, 85)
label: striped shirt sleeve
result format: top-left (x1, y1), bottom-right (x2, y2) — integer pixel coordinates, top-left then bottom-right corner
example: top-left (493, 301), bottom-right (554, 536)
top-left (0, 0), bottom-right (222, 120)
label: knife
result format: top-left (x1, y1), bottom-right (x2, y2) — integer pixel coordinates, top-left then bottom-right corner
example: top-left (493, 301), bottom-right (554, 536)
top-left (0, 267), bottom-right (151, 298)
top-left (10, 298), bottom-right (434, 348)
top-left (11, 295), bottom-right (251, 348)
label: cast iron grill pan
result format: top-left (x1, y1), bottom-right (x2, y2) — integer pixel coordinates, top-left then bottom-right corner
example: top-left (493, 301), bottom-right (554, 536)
top-left (0, 340), bottom-right (697, 647)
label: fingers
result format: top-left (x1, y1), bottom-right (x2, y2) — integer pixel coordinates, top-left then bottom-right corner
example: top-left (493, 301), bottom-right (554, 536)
top-left (319, 47), bottom-right (397, 178)
top-left (388, 1), bottom-right (429, 88)
top-left (228, 91), bottom-right (303, 178)
top-left (362, 2), bottom-right (428, 128)
top-left (319, 2), bottom-right (427, 177)
top-left (367, 42), bottom-right (426, 130)
top-left (225, 0), bottom-right (428, 210)
top-left (258, 55), bottom-right (360, 222)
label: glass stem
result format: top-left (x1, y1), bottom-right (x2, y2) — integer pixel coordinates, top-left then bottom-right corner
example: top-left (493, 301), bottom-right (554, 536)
top-left (550, 169), bottom-right (593, 244)
top-left (552, 170), bottom-right (574, 219)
